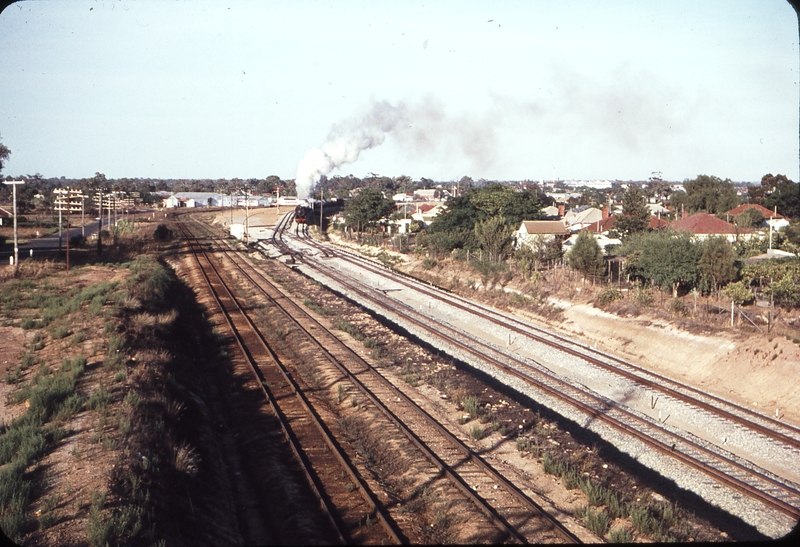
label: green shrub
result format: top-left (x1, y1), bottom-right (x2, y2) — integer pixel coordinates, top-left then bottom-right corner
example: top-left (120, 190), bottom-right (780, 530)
top-left (597, 288), bottom-right (623, 307)
top-left (123, 390), bottom-right (141, 407)
top-left (15, 372), bottom-right (77, 420)
top-left (579, 477), bottom-right (607, 506)
top-left (0, 415), bottom-right (46, 465)
top-left (53, 325), bottom-right (70, 339)
top-left (363, 337), bottom-right (378, 349)
top-left (87, 387), bottom-right (112, 412)
top-left (469, 424), bottom-right (485, 440)
top-left (105, 333), bottom-right (125, 369)
top-left (670, 297), bottom-right (687, 316)
top-left (633, 284), bottom-right (654, 307)
top-left (20, 317), bottom-right (39, 330)
top-left (89, 295), bottom-right (106, 316)
top-left (460, 395), bottom-right (480, 420)
top-left (56, 393), bottom-right (85, 421)
top-left (21, 352), bottom-right (36, 369)
top-left (30, 333), bottom-right (45, 351)
top-left (578, 506), bottom-right (610, 537)
top-left (4, 365), bottom-right (23, 385)
top-left (87, 489), bottom-right (112, 547)
top-left (334, 318), bottom-right (364, 341)
top-left (629, 504), bottom-right (658, 536)
top-left (38, 493), bottom-right (58, 530)
top-left (607, 525), bottom-right (633, 543)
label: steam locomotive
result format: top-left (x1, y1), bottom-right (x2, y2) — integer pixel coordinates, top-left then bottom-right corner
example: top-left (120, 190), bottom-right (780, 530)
top-left (294, 198), bottom-right (345, 225)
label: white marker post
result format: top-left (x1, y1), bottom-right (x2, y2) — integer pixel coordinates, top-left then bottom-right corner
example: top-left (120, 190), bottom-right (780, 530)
top-left (4, 180), bottom-right (24, 274)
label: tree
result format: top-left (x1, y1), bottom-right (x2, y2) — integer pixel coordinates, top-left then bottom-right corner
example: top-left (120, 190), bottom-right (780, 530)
top-left (0, 139), bottom-right (10, 173)
top-left (764, 177), bottom-right (800, 219)
top-left (474, 216), bottom-right (514, 262)
top-left (458, 175), bottom-right (474, 191)
top-left (614, 185), bottom-right (651, 238)
top-left (645, 174), bottom-right (672, 202)
top-left (427, 183), bottom-right (543, 248)
top-left (343, 188), bottom-right (394, 233)
top-left (761, 173), bottom-right (791, 194)
top-left (670, 174), bottom-right (739, 214)
top-left (698, 237), bottom-right (737, 296)
top-left (567, 231), bottom-right (603, 281)
top-left (623, 231), bottom-right (700, 297)
top-left (722, 281), bottom-right (754, 306)
top-left (733, 208), bottom-right (765, 229)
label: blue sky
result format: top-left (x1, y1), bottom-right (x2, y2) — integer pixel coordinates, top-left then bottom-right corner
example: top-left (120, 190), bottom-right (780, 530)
top-left (0, 0), bottom-right (797, 185)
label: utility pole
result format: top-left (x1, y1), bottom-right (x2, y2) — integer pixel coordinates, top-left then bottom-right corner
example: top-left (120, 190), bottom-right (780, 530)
top-left (54, 188), bottom-right (68, 266)
top-left (276, 185), bottom-right (283, 215)
top-left (95, 189), bottom-right (105, 255)
top-left (244, 185), bottom-right (250, 245)
top-left (4, 180), bottom-right (24, 274)
top-left (54, 188), bottom-right (84, 271)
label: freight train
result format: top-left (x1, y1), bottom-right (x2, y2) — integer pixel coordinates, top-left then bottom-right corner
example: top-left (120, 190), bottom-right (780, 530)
top-left (294, 198), bottom-right (345, 225)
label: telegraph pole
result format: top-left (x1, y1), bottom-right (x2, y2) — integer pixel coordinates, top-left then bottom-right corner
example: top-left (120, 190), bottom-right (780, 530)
top-left (54, 188), bottom-right (68, 267)
top-left (54, 188), bottom-right (83, 271)
top-left (4, 180), bottom-right (24, 274)
top-left (244, 185), bottom-right (250, 245)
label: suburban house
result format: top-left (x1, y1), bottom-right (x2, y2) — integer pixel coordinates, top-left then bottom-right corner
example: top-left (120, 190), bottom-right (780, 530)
top-left (411, 203), bottom-right (445, 226)
top-left (563, 230), bottom-right (621, 256)
top-left (725, 203), bottom-right (790, 230)
top-left (413, 189), bottom-right (438, 201)
top-left (646, 203), bottom-right (670, 216)
top-left (514, 220), bottom-right (570, 250)
top-left (586, 214), bottom-right (669, 235)
top-left (670, 212), bottom-right (752, 242)
top-left (563, 206), bottom-right (604, 232)
top-left (541, 203), bottom-right (565, 219)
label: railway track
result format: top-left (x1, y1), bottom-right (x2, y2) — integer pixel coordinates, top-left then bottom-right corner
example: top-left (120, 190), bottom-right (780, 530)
top-left (305, 236), bottom-right (800, 455)
top-left (175, 220), bottom-right (404, 544)
top-left (185, 217), bottom-right (583, 543)
top-left (268, 215), bottom-right (800, 533)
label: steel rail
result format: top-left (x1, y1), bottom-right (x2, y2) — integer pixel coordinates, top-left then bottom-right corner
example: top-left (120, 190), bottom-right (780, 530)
top-left (311, 240), bottom-right (800, 451)
top-left (177, 220), bottom-right (405, 544)
top-left (191, 217), bottom-right (581, 543)
top-left (277, 227), bottom-right (800, 521)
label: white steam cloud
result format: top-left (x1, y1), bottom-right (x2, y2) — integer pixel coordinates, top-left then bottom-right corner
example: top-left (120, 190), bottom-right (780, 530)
top-left (294, 97), bottom-right (499, 199)
top-left (294, 72), bottom-right (685, 197)
top-left (295, 100), bottom-right (408, 198)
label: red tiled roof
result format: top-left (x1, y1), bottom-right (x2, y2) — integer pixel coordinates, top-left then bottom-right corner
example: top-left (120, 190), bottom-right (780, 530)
top-left (587, 215), bottom-right (669, 233)
top-left (725, 203), bottom-right (784, 219)
top-left (670, 212), bottom-right (746, 234)
top-left (650, 216), bottom-right (669, 229)
top-left (588, 216), bottom-right (616, 233)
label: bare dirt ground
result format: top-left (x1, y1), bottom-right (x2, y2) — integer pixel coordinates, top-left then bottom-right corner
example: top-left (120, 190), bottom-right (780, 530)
top-left (541, 299), bottom-right (800, 427)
